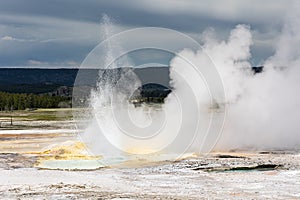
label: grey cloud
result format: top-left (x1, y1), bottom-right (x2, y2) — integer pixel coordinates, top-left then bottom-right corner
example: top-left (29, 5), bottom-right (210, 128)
top-left (0, 0), bottom-right (291, 31)
top-left (0, 0), bottom-right (296, 67)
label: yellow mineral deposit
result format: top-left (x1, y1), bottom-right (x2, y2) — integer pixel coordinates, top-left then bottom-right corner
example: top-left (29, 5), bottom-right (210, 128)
top-left (34, 141), bottom-right (104, 170)
top-left (125, 147), bottom-right (156, 155)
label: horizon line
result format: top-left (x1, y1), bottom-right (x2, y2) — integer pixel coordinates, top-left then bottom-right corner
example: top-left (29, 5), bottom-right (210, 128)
top-left (0, 66), bottom-right (170, 69)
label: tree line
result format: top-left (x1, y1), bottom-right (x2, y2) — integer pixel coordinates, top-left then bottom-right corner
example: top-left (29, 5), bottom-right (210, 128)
top-left (0, 92), bottom-right (71, 111)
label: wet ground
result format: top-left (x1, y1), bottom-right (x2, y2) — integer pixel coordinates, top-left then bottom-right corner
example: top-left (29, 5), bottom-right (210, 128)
top-left (0, 110), bottom-right (300, 199)
top-left (1, 140), bottom-right (299, 199)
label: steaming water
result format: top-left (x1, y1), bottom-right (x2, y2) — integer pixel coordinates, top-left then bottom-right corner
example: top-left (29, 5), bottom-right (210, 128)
top-left (76, 10), bottom-right (300, 166)
top-left (75, 15), bottom-right (223, 166)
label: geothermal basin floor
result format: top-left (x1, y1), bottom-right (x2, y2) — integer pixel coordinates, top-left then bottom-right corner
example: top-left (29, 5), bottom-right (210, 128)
top-left (0, 145), bottom-right (300, 199)
top-left (0, 123), bottom-right (299, 199)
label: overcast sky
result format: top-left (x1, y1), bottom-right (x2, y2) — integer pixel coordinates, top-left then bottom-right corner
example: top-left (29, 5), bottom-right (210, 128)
top-left (0, 0), bottom-right (297, 68)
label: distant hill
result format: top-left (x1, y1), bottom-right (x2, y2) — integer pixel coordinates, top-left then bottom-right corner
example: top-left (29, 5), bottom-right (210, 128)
top-left (0, 68), bottom-right (78, 86)
top-left (129, 83), bottom-right (171, 104)
top-left (0, 67), bottom-right (170, 94)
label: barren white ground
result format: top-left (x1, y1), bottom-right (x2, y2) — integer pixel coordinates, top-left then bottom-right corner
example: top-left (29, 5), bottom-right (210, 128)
top-left (0, 153), bottom-right (300, 199)
top-left (0, 117), bottom-right (299, 199)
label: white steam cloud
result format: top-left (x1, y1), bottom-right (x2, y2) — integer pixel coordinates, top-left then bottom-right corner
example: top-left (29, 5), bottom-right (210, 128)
top-left (79, 10), bottom-right (300, 163)
top-left (174, 10), bottom-right (300, 151)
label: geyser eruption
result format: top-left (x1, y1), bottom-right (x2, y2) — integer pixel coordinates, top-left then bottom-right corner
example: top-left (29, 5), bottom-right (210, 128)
top-left (74, 10), bottom-right (300, 166)
top-left (73, 15), bottom-right (225, 164)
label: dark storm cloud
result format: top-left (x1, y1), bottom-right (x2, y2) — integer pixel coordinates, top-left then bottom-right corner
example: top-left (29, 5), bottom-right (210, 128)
top-left (0, 0), bottom-right (288, 32)
top-left (0, 0), bottom-right (242, 32)
top-left (0, 0), bottom-right (296, 67)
